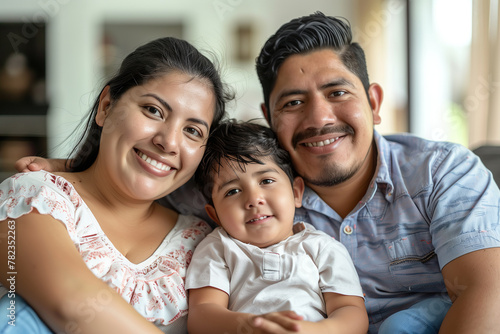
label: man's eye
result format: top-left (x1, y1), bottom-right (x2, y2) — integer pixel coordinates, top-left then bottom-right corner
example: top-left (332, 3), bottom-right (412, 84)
top-left (284, 100), bottom-right (302, 108)
top-left (331, 91), bottom-right (346, 97)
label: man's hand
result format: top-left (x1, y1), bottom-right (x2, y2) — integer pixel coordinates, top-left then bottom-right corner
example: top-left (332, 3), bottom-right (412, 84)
top-left (15, 156), bottom-right (67, 173)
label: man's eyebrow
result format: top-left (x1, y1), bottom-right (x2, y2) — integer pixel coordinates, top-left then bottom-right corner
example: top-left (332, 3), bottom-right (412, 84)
top-left (320, 78), bottom-right (355, 90)
top-left (274, 89), bottom-right (306, 106)
top-left (142, 93), bottom-right (209, 129)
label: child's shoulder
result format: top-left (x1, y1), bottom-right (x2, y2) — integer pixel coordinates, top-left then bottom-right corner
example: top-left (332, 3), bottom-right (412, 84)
top-left (294, 222), bottom-right (342, 244)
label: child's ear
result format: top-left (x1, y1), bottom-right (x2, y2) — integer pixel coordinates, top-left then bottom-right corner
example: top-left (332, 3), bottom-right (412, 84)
top-left (205, 204), bottom-right (221, 226)
top-left (292, 176), bottom-right (305, 208)
top-left (96, 85), bottom-right (112, 126)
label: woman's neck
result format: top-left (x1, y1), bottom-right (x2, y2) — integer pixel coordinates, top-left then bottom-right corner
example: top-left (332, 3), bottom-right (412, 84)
top-left (57, 166), bottom-right (156, 225)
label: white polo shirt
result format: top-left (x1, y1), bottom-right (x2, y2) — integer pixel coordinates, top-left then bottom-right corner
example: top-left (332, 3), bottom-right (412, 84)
top-left (185, 223), bottom-right (363, 321)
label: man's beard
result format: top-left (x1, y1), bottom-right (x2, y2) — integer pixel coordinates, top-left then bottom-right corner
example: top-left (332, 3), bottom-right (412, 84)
top-left (301, 160), bottom-right (361, 187)
top-left (300, 140), bottom-right (375, 187)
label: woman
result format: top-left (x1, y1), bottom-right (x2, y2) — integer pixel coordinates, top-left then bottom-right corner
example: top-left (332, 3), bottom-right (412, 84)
top-left (0, 37), bottom-right (231, 333)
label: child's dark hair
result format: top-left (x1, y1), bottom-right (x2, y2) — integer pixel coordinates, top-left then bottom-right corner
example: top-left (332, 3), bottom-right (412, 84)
top-left (195, 119), bottom-right (295, 203)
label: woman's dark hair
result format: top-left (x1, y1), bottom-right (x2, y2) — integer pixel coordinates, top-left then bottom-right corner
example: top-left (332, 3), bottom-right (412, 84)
top-left (195, 119), bottom-right (295, 203)
top-left (68, 37), bottom-right (232, 171)
top-left (256, 11), bottom-right (370, 125)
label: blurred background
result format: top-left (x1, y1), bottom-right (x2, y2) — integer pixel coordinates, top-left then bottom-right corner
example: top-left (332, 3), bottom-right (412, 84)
top-left (0, 0), bottom-right (499, 181)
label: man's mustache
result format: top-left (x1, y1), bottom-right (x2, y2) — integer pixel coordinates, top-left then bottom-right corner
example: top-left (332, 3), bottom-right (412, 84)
top-left (292, 125), bottom-right (354, 148)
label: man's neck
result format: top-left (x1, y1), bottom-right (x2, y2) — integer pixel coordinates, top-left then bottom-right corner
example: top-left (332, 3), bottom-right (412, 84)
top-left (308, 144), bottom-right (378, 219)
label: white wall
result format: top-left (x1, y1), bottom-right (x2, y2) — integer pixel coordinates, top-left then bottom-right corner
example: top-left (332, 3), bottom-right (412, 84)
top-left (1, 0), bottom-right (355, 157)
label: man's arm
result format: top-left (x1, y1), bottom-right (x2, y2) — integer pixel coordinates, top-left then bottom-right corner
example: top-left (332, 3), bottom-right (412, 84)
top-left (15, 156), bottom-right (67, 172)
top-left (439, 248), bottom-right (500, 333)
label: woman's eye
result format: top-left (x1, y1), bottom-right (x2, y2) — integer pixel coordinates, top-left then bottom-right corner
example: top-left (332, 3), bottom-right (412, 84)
top-left (225, 189), bottom-right (240, 197)
top-left (145, 106), bottom-right (162, 117)
top-left (185, 127), bottom-right (202, 138)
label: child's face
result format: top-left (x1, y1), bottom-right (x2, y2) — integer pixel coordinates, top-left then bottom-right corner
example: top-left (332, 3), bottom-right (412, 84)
top-left (205, 157), bottom-right (304, 248)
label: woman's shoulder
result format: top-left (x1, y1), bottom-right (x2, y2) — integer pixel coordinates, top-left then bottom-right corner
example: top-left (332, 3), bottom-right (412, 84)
top-left (1, 171), bottom-right (80, 201)
top-left (0, 170), bottom-right (85, 223)
top-left (173, 214), bottom-right (212, 240)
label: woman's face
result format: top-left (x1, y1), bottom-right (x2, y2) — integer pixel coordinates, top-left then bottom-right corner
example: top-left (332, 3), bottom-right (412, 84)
top-left (95, 71), bottom-right (216, 201)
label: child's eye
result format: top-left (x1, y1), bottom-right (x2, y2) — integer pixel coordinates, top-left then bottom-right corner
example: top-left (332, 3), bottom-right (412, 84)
top-left (225, 189), bottom-right (240, 197)
top-left (260, 179), bottom-right (275, 185)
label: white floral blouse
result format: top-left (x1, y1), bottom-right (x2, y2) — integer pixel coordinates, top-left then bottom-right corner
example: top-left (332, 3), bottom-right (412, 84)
top-left (0, 171), bottom-right (211, 333)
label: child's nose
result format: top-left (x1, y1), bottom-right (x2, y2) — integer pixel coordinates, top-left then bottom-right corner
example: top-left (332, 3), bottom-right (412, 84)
top-left (245, 189), bottom-right (265, 209)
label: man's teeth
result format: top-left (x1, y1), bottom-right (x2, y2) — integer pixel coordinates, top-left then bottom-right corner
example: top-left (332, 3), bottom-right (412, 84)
top-left (138, 151), bottom-right (171, 171)
top-left (304, 137), bottom-right (340, 147)
top-left (249, 216), bottom-right (269, 223)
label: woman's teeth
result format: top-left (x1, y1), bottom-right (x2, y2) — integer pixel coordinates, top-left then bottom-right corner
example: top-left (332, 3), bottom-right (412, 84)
top-left (138, 151), bottom-right (171, 171)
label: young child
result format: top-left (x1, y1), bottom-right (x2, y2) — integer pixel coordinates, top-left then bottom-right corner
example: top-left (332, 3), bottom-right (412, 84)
top-left (185, 120), bottom-right (368, 334)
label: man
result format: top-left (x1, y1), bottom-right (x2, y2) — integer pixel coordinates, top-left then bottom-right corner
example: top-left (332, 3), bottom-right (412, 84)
top-left (16, 11), bottom-right (500, 334)
top-left (253, 11), bottom-right (500, 333)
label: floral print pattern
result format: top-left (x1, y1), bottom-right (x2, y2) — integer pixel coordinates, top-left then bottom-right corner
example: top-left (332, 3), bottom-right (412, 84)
top-left (0, 171), bottom-right (211, 329)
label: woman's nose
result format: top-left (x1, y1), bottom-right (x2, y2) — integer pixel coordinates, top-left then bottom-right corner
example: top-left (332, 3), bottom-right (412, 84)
top-left (153, 125), bottom-right (180, 155)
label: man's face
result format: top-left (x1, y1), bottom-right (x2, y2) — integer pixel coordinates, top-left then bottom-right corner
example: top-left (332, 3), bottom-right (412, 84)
top-left (266, 49), bottom-right (382, 188)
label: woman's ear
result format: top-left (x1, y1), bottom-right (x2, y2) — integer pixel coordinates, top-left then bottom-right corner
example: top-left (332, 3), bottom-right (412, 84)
top-left (205, 204), bottom-right (221, 226)
top-left (96, 85), bottom-right (112, 126)
top-left (292, 176), bottom-right (305, 208)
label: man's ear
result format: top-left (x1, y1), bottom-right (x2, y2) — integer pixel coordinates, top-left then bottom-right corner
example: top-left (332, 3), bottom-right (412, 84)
top-left (260, 103), bottom-right (271, 126)
top-left (96, 85), bottom-right (112, 126)
top-left (368, 83), bottom-right (383, 125)
top-left (205, 204), bottom-right (221, 226)
top-left (292, 176), bottom-right (305, 208)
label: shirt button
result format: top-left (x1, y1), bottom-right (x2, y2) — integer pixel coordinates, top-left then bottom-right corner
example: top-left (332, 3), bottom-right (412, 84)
top-left (343, 225), bottom-right (353, 235)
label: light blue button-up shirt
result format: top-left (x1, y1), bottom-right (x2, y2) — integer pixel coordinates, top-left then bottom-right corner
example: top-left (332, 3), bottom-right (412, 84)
top-left (294, 131), bottom-right (500, 332)
top-left (163, 130), bottom-right (500, 333)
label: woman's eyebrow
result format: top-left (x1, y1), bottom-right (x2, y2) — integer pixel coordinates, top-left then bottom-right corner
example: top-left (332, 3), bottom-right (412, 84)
top-left (142, 93), bottom-right (172, 112)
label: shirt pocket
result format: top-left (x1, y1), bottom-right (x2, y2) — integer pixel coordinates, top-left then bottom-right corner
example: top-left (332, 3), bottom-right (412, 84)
top-left (384, 231), bottom-right (445, 292)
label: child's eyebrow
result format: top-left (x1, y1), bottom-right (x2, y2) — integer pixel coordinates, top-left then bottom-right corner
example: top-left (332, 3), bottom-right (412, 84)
top-left (215, 167), bottom-right (281, 193)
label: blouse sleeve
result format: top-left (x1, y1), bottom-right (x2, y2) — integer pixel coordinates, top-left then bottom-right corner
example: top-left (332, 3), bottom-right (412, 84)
top-left (0, 171), bottom-right (84, 242)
